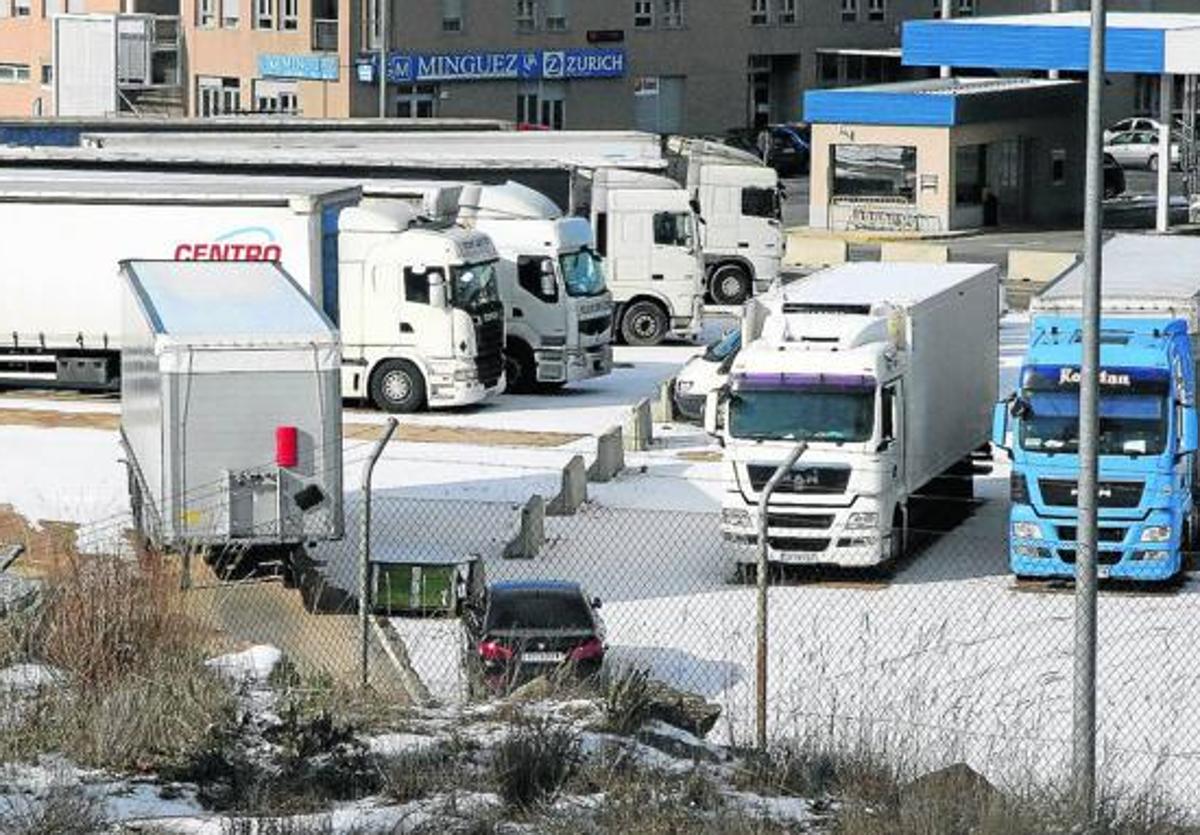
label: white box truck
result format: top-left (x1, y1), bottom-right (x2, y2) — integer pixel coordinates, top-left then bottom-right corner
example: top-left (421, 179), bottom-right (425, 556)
top-left (666, 137), bottom-right (784, 305)
top-left (120, 259), bottom-right (343, 557)
top-left (708, 262), bottom-right (999, 568)
top-left (0, 171), bottom-right (505, 412)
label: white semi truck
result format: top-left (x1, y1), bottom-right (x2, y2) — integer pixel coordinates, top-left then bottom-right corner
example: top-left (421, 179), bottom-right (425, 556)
top-left (708, 262), bottom-right (998, 568)
top-left (0, 172), bottom-right (505, 412)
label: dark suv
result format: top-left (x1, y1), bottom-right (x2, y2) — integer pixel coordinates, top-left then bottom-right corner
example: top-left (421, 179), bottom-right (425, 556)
top-left (463, 580), bottom-right (605, 696)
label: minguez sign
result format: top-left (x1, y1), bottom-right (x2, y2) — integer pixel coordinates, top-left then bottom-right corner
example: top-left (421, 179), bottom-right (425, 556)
top-left (355, 48), bottom-right (625, 84)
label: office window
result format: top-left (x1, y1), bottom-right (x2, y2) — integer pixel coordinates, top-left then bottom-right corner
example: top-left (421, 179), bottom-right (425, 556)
top-left (833, 145), bottom-right (917, 201)
top-left (841, 0), bottom-right (857, 22)
top-left (197, 0), bottom-right (216, 27)
top-left (868, 0), bottom-right (884, 21)
top-left (515, 0), bottom-right (536, 31)
top-left (750, 0), bottom-right (768, 26)
top-left (396, 84), bottom-right (437, 117)
top-left (545, 0), bottom-right (566, 30)
top-left (517, 91), bottom-right (537, 125)
top-left (222, 0), bottom-right (239, 27)
top-left (13, 0), bottom-right (29, 15)
top-left (633, 0), bottom-right (652, 28)
top-left (661, 0), bottom-right (682, 28)
top-left (1051, 148), bottom-right (1067, 185)
top-left (40, 64), bottom-right (51, 84)
top-left (955, 144), bottom-right (985, 204)
top-left (197, 76), bottom-right (239, 116)
top-left (442, 0), bottom-right (462, 31)
top-left (0, 64), bottom-right (30, 83)
top-left (254, 79), bottom-right (299, 114)
top-left (281, 0), bottom-right (297, 29)
top-left (254, 0), bottom-right (273, 29)
top-left (777, 0), bottom-right (795, 25)
top-left (957, 0), bottom-right (974, 15)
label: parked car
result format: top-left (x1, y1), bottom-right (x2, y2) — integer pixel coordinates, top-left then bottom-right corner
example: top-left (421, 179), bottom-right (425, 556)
top-left (1104, 129), bottom-right (1181, 171)
top-left (673, 329), bottom-right (741, 421)
top-left (1104, 116), bottom-right (1168, 144)
top-left (1104, 152), bottom-right (1126, 199)
top-left (463, 580), bottom-right (605, 697)
top-left (765, 124), bottom-right (810, 177)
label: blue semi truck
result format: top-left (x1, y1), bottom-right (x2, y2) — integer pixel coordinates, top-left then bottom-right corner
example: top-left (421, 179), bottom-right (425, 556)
top-left (993, 235), bottom-right (1200, 582)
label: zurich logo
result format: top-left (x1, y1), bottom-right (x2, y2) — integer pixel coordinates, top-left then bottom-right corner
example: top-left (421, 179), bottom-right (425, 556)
top-left (543, 50), bottom-right (564, 78)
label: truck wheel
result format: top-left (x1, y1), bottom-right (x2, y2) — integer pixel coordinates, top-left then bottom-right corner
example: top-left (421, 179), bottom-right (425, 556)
top-left (1148, 154), bottom-right (1159, 172)
top-left (887, 509), bottom-right (907, 565)
top-left (620, 300), bottom-right (669, 346)
top-left (370, 359), bottom-right (427, 413)
top-left (503, 340), bottom-right (536, 394)
top-left (710, 263), bottom-right (752, 306)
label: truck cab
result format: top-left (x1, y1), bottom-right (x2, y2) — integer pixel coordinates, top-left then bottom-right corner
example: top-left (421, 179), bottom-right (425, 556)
top-left (338, 203), bottom-right (506, 412)
top-left (456, 182), bottom-right (613, 392)
top-left (582, 168), bottom-right (704, 346)
top-left (994, 316), bottom-right (1200, 582)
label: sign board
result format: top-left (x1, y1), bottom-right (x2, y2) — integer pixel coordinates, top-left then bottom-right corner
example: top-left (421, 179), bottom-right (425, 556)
top-left (355, 48), bottom-right (625, 85)
top-left (258, 53), bottom-right (339, 81)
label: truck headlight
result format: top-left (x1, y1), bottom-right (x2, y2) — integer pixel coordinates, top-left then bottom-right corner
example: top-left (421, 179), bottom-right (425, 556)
top-left (722, 508), bottom-right (753, 529)
top-left (676, 380), bottom-right (694, 394)
top-left (1140, 526), bottom-right (1171, 543)
top-left (1012, 522), bottom-right (1043, 540)
top-left (845, 512), bottom-right (878, 530)
top-left (453, 368), bottom-right (478, 382)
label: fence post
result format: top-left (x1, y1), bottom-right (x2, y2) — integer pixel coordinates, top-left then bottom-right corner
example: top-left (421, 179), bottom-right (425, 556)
top-left (756, 441), bottom-right (807, 751)
top-left (360, 417), bottom-right (399, 688)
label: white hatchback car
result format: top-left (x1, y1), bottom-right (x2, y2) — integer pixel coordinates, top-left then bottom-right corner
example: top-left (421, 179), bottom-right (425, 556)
top-left (672, 329), bottom-right (742, 422)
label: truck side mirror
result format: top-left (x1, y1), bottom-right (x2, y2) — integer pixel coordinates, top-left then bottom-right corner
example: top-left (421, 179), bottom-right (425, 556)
top-left (992, 401), bottom-right (1011, 453)
top-left (428, 271), bottom-right (447, 309)
top-left (540, 259), bottom-right (557, 299)
top-left (1181, 409), bottom-right (1199, 456)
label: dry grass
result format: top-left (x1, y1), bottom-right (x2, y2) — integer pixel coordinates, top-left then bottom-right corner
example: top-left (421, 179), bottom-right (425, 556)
top-left (0, 783), bottom-right (107, 835)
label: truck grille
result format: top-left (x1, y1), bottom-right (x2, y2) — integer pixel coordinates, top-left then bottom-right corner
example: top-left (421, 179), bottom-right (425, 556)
top-left (768, 537), bottom-right (830, 553)
top-left (1038, 479), bottom-right (1143, 508)
top-left (1056, 526), bottom-right (1126, 543)
top-left (473, 304), bottom-right (505, 388)
top-left (747, 465), bottom-right (850, 495)
top-left (1056, 549), bottom-right (1123, 566)
top-left (579, 315), bottom-right (612, 337)
top-left (767, 513), bottom-right (834, 530)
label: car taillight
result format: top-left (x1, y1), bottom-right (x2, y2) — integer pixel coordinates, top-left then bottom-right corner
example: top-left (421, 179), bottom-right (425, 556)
top-left (1010, 472), bottom-right (1030, 504)
top-left (568, 638), bottom-right (604, 663)
top-left (479, 640), bottom-right (513, 661)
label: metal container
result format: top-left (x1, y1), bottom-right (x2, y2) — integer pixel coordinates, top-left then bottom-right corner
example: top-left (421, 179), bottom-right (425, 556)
top-left (370, 546), bottom-right (484, 616)
top-left (119, 259), bottom-right (343, 553)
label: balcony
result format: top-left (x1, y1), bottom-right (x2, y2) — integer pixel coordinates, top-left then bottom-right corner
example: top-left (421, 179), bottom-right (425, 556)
top-left (312, 18), bottom-right (338, 52)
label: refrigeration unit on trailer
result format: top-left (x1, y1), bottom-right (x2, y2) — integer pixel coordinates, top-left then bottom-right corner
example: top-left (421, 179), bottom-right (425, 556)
top-left (709, 262), bottom-right (999, 569)
top-left (666, 137), bottom-right (784, 305)
top-left (119, 260), bottom-right (343, 557)
top-left (456, 181), bottom-right (612, 391)
top-left (995, 234), bottom-right (1200, 582)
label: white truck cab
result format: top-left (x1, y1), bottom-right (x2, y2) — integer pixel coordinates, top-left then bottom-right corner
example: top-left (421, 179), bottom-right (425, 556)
top-left (581, 168), bottom-right (704, 346)
top-left (457, 182), bottom-right (613, 391)
top-left (338, 202), bottom-right (506, 412)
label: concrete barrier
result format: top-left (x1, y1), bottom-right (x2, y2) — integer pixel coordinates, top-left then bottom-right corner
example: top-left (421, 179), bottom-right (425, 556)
top-left (625, 398), bottom-right (653, 452)
top-left (650, 379), bottom-right (675, 424)
top-left (1005, 249), bottom-right (1078, 310)
top-left (504, 494), bottom-right (546, 559)
top-left (547, 456), bottom-right (588, 516)
top-left (782, 232), bottom-right (848, 269)
top-left (587, 426), bottom-right (624, 483)
top-left (880, 241), bottom-right (949, 263)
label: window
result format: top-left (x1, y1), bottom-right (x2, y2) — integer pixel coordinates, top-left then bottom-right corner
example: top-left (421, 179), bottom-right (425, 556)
top-left (197, 76), bottom-right (240, 116)
top-left (595, 212), bottom-right (608, 256)
top-left (881, 387), bottom-right (896, 443)
top-left (197, 0), bottom-right (216, 27)
top-left (777, 0), bottom-right (795, 25)
top-left (741, 187), bottom-right (779, 219)
top-left (254, 79), bottom-right (299, 114)
top-left (867, 0), bottom-right (885, 21)
top-left (403, 268), bottom-right (436, 305)
top-left (750, 0), bottom-right (768, 25)
top-left (222, 0), bottom-right (240, 27)
top-left (841, 0), bottom-right (857, 22)
top-left (653, 212), bottom-right (692, 247)
top-left (1051, 148), bottom-right (1067, 186)
top-left (254, 0), bottom-right (272, 29)
top-left (515, 0), bottom-right (536, 31)
top-left (43, 0), bottom-right (61, 17)
top-left (954, 144), bottom-right (985, 205)
top-left (517, 256), bottom-right (557, 301)
top-left (442, 0), bottom-right (462, 31)
top-left (40, 64), bottom-right (51, 85)
top-left (396, 84), bottom-right (437, 117)
top-left (0, 63), bottom-right (29, 83)
top-left (517, 91), bottom-right (538, 125)
top-left (662, 0), bottom-right (683, 28)
top-left (819, 53), bottom-right (838, 84)
top-left (956, 0), bottom-right (974, 15)
top-left (14, 0), bottom-right (29, 15)
top-left (518, 83), bottom-right (564, 129)
top-left (633, 0), bottom-right (652, 28)
top-left (832, 144), bottom-right (918, 201)
top-left (281, 0), bottom-right (297, 29)
top-left (365, 0), bottom-right (381, 48)
top-left (545, 0), bottom-right (566, 30)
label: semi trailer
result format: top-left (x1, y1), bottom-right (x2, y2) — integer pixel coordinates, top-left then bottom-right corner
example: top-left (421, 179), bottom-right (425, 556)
top-left (708, 262), bottom-right (999, 569)
top-left (994, 234), bottom-right (1200, 582)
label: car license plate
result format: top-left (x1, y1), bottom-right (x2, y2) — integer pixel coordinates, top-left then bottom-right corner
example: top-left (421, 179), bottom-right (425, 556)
top-left (523, 652), bottom-right (565, 664)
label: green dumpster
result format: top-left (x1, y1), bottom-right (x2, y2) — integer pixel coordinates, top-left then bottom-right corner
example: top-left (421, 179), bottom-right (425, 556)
top-left (370, 547), bottom-right (484, 616)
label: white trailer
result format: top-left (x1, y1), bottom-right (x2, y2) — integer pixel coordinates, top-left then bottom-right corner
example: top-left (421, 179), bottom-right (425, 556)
top-left (709, 262), bottom-right (999, 568)
top-left (120, 260), bottom-right (343, 556)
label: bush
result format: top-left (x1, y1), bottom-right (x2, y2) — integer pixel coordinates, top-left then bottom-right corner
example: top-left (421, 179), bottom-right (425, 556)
top-left (492, 718), bottom-right (580, 810)
top-left (0, 783), bottom-right (106, 835)
top-left (602, 666), bottom-right (654, 736)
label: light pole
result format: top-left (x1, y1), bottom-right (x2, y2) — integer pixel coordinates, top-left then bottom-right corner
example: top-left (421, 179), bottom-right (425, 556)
top-left (377, 0), bottom-right (388, 118)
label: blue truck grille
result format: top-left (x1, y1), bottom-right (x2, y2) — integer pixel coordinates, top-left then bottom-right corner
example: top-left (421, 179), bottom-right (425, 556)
top-left (1038, 478), bottom-right (1143, 509)
top-left (1056, 526), bottom-right (1126, 543)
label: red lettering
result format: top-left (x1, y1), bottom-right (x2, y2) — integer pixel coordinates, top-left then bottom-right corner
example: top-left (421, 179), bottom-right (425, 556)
top-left (226, 243), bottom-right (244, 260)
top-left (245, 245), bottom-right (262, 260)
top-left (173, 241), bottom-right (284, 262)
top-left (263, 244), bottom-right (282, 262)
top-left (195, 244), bottom-right (211, 259)
top-left (174, 244), bottom-right (191, 260)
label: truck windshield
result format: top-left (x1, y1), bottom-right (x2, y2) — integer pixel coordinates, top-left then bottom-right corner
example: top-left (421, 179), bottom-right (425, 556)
top-left (559, 248), bottom-right (607, 297)
top-left (1019, 391), bottom-right (1168, 456)
top-left (450, 260), bottom-right (500, 312)
top-left (728, 387), bottom-right (875, 443)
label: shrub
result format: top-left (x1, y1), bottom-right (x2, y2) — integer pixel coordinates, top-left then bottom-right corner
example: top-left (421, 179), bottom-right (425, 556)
top-left (492, 718), bottom-right (580, 810)
top-left (602, 666), bottom-right (654, 735)
top-left (0, 783), bottom-right (106, 835)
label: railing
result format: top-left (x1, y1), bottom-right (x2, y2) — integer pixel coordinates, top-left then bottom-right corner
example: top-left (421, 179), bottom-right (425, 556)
top-left (312, 18), bottom-right (338, 51)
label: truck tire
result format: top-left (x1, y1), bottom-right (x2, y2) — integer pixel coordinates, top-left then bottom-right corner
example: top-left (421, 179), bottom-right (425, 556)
top-left (1148, 153), bottom-right (1159, 173)
top-left (370, 359), bottom-right (427, 413)
top-left (620, 300), bottom-right (669, 346)
top-left (503, 340), bottom-right (537, 394)
top-left (710, 263), bottom-right (752, 306)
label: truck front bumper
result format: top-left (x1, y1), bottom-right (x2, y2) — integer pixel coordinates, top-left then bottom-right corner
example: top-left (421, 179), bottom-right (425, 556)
top-left (669, 296), bottom-right (705, 339)
top-left (426, 360), bottom-right (503, 408)
top-left (721, 503), bottom-right (888, 567)
top-left (1008, 506), bottom-right (1182, 582)
top-left (536, 345), bottom-right (613, 383)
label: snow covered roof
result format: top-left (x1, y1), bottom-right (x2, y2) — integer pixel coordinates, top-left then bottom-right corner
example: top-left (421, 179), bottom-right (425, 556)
top-left (784, 262), bottom-right (996, 308)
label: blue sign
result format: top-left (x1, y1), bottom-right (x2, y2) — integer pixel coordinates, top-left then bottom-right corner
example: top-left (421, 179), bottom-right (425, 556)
top-left (355, 48), bottom-right (625, 85)
top-left (258, 54), bottom-right (339, 81)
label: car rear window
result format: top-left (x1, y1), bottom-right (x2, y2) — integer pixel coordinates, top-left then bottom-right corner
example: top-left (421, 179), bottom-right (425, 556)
top-left (486, 590), bottom-right (592, 631)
